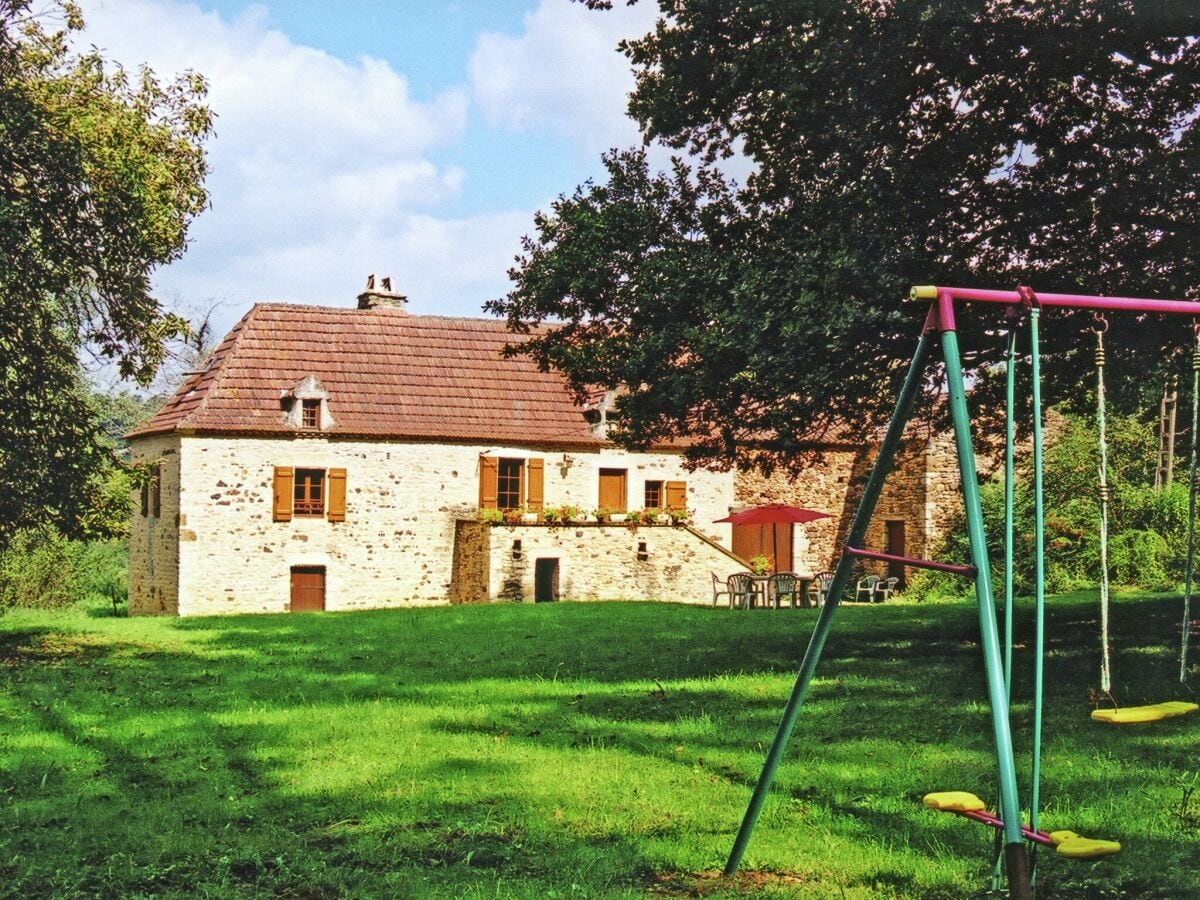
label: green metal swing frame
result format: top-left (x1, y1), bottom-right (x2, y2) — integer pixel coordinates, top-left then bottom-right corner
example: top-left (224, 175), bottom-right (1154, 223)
top-left (721, 283), bottom-right (1200, 898)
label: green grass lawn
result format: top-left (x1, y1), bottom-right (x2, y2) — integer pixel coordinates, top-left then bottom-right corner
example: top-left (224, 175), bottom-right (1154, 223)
top-left (1, 593), bottom-right (1197, 898)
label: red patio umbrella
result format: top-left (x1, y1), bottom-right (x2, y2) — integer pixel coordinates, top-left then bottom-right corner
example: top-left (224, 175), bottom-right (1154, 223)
top-left (714, 504), bottom-right (832, 574)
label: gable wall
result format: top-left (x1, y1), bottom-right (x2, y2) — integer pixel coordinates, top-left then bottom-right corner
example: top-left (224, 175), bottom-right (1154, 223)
top-left (159, 434), bottom-right (734, 615)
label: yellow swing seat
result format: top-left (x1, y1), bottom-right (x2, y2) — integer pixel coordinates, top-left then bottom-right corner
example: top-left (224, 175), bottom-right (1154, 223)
top-left (1090, 700), bottom-right (1198, 724)
top-left (923, 792), bottom-right (1121, 858)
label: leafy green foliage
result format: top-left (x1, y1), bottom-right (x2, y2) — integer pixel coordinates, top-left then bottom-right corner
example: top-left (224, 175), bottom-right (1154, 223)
top-left (0, 1), bottom-right (210, 539)
top-left (0, 526), bottom-right (80, 609)
top-left (909, 410), bottom-right (1189, 599)
top-left (493, 2), bottom-right (1200, 471)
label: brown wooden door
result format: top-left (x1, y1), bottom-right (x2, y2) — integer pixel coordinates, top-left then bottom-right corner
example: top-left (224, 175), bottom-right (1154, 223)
top-left (885, 520), bottom-right (906, 586)
top-left (290, 566), bottom-right (326, 611)
top-left (731, 524), bottom-right (792, 573)
top-left (598, 468), bottom-right (628, 512)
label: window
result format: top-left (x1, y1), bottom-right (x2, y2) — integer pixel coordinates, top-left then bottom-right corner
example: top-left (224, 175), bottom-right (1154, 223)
top-left (293, 469), bottom-right (325, 516)
top-left (140, 464), bottom-right (162, 518)
top-left (497, 459), bottom-right (523, 510)
top-left (478, 456), bottom-right (544, 511)
top-left (301, 398), bottom-right (320, 429)
top-left (644, 480), bottom-right (663, 510)
top-left (273, 467), bottom-right (347, 522)
top-left (643, 479), bottom-right (685, 511)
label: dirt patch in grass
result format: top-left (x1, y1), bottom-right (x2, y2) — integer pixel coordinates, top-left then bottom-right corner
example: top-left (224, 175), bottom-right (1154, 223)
top-left (648, 869), bottom-right (818, 896)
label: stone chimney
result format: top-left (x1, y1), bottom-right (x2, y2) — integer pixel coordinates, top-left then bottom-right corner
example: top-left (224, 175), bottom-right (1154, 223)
top-left (356, 274), bottom-right (408, 311)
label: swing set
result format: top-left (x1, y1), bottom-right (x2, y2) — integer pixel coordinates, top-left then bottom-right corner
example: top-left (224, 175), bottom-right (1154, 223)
top-left (723, 285), bottom-right (1198, 899)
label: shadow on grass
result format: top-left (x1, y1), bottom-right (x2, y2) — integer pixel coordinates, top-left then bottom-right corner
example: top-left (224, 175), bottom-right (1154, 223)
top-left (1, 593), bottom-right (1196, 897)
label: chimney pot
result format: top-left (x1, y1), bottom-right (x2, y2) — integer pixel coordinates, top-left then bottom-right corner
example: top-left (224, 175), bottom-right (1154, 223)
top-left (357, 274), bottom-right (407, 311)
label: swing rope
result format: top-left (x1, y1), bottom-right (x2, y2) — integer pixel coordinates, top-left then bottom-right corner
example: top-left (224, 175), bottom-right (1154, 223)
top-left (1094, 316), bottom-right (1114, 700)
top-left (1180, 325), bottom-right (1200, 686)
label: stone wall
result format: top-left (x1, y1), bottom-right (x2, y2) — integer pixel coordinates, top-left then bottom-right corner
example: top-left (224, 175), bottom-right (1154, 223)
top-left (482, 522), bottom-right (747, 604)
top-left (128, 434), bottom-right (182, 615)
top-left (734, 430), bottom-right (968, 579)
top-left (132, 433), bottom-right (736, 616)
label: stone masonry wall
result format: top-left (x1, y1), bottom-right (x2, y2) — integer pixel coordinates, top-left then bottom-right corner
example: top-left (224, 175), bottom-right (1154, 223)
top-left (735, 434), bottom-right (962, 579)
top-left (482, 522), bottom-right (748, 604)
top-left (148, 434), bottom-right (734, 616)
top-left (128, 434), bottom-right (182, 615)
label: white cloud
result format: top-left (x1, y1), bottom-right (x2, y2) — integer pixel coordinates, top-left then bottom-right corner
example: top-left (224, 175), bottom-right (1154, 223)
top-left (469, 0), bottom-right (657, 155)
top-left (74, 0), bottom-right (490, 328)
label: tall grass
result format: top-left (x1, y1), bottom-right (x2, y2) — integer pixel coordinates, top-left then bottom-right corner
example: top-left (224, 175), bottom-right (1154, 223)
top-left (0, 593), bottom-right (1196, 898)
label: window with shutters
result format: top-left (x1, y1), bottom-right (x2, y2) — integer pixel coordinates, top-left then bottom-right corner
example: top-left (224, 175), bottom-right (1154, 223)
top-left (478, 456), bottom-right (544, 511)
top-left (273, 466), bottom-right (347, 521)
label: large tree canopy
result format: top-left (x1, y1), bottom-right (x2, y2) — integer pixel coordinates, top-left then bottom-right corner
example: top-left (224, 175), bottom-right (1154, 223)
top-left (0, 1), bottom-right (211, 537)
top-left (489, 1), bottom-right (1200, 471)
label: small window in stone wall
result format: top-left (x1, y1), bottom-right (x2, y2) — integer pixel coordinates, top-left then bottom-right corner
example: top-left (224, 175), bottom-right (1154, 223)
top-left (301, 399), bottom-right (321, 429)
top-left (644, 480), bottom-right (663, 509)
top-left (140, 464), bottom-right (161, 518)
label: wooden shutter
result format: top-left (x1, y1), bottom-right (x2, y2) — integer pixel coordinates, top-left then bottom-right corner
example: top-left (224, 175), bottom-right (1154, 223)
top-left (140, 481), bottom-right (149, 517)
top-left (526, 458), bottom-right (544, 511)
top-left (327, 468), bottom-right (347, 522)
top-left (273, 466), bottom-right (294, 521)
top-left (598, 468), bottom-right (628, 512)
top-left (479, 456), bottom-right (498, 508)
top-left (665, 480), bottom-right (687, 511)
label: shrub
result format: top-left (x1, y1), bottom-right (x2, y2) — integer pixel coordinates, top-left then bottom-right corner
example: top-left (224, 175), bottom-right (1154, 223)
top-left (0, 526), bottom-right (81, 609)
top-left (78, 540), bottom-right (128, 614)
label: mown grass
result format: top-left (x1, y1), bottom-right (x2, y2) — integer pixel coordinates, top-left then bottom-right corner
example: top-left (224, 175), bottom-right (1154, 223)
top-left (1, 592), bottom-right (1197, 898)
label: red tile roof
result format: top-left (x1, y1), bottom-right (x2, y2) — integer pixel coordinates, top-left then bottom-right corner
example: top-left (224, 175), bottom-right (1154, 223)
top-left (129, 304), bottom-right (608, 447)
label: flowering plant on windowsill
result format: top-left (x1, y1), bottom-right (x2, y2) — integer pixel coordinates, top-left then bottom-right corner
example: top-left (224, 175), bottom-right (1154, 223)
top-left (478, 508), bottom-right (504, 525)
top-left (667, 508), bottom-right (692, 525)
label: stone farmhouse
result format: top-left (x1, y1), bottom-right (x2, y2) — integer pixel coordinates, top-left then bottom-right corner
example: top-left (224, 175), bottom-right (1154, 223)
top-left (127, 281), bottom-right (965, 616)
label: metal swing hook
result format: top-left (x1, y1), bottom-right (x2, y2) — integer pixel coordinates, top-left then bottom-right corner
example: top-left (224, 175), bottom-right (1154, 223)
top-left (1093, 313), bottom-right (1108, 367)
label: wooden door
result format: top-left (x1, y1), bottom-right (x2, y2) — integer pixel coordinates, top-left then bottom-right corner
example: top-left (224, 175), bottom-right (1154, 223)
top-left (731, 524), bottom-right (792, 573)
top-left (885, 520), bottom-right (906, 586)
top-left (598, 468), bottom-right (628, 512)
top-left (290, 566), bottom-right (326, 611)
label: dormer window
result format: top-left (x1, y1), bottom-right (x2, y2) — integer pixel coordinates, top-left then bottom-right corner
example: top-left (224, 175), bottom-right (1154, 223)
top-left (281, 375), bottom-right (334, 431)
top-left (301, 399), bottom-right (321, 429)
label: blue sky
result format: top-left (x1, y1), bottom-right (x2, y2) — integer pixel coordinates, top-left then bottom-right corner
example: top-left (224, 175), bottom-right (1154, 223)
top-left (74, 0), bottom-right (660, 338)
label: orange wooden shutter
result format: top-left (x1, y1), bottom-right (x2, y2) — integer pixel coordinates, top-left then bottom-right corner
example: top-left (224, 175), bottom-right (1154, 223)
top-left (665, 480), bottom-right (687, 511)
top-left (273, 466), bottom-right (294, 521)
top-left (526, 458), bottom-right (544, 511)
top-left (598, 468), bottom-right (628, 512)
top-left (479, 456), bottom-right (498, 508)
top-left (327, 468), bottom-right (347, 521)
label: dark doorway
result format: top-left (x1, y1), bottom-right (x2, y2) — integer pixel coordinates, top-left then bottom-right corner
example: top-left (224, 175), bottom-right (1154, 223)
top-left (534, 558), bottom-right (559, 603)
top-left (290, 565), bottom-right (326, 611)
top-left (885, 520), bottom-right (906, 587)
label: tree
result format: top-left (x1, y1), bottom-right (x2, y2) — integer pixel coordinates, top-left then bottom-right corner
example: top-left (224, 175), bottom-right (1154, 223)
top-left (489, 1), bottom-right (1200, 471)
top-left (0, 1), bottom-right (211, 539)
